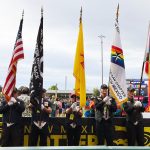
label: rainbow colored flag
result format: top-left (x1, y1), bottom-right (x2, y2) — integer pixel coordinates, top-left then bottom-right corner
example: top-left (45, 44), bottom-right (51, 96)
top-left (109, 4), bottom-right (127, 104)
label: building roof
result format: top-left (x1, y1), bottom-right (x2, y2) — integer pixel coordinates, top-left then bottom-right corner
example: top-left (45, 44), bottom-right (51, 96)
top-left (46, 90), bottom-right (93, 94)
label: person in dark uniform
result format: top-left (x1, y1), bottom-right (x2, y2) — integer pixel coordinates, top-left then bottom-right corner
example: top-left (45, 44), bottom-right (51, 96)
top-left (28, 88), bottom-right (52, 146)
top-left (66, 93), bottom-right (83, 146)
top-left (0, 88), bottom-right (25, 147)
top-left (123, 87), bottom-right (145, 146)
top-left (95, 84), bottom-right (117, 146)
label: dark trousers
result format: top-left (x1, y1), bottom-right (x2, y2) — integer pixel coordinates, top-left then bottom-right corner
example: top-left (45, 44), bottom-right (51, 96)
top-left (126, 121), bottom-right (144, 146)
top-left (1, 123), bottom-right (21, 147)
top-left (66, 125), bottom-right (81, 146)
top-left (28, 123), bottom-right (49, 146)
top-left (96, 119), bottom-right (114, 146)
top-left (20, 123), bottom-right (24, 146)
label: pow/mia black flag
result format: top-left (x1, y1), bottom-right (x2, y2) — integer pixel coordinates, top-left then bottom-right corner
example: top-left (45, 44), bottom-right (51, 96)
top-left (30, 12), bottom-right (43, 105)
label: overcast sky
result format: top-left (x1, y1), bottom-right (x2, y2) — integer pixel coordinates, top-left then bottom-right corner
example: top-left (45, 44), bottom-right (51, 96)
top-left (0, 0), bottom-right (149, 91)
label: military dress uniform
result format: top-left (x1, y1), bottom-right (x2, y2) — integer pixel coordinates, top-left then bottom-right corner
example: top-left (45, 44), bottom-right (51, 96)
top-left (0, 97), bottom-right (25, 146)
top-left (66, 101), bottom-right (82, 146)
top-left (28, 98), bottom-right (51, 146)
top-left (123, 98), bottom-right (145, 146)
top-left (95, 96), bottom-right (117, 146)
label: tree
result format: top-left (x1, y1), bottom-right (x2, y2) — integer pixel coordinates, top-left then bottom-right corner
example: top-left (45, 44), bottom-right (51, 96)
top-left (93, 88), bottom-right (100, 97)
top-left (48, 84), bottom-right (58, 90)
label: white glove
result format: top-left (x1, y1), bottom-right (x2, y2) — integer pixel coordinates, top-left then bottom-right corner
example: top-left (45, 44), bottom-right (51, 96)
top-left (71, 102), bottom-right (77, 111)
top-left (10, 97), bottom-right (17, 103)
top-left (41, 104), bottom-right (45, 110)
top-left (8, 101), bottom-right (13, 106)
top-left (76, 106), bottom-right (80, 112)
top-left (103, 96), bottom-right (110, 103)
top-left (106, 100), bottom-right (111, 105)
top-left (134, 101), bottom-right (142, 107)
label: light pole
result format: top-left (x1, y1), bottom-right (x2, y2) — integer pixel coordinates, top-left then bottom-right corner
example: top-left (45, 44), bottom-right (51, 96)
top-left (98, 35), bottom-right (105, 85)
top-left (65, 76), bottom-right (67, 91)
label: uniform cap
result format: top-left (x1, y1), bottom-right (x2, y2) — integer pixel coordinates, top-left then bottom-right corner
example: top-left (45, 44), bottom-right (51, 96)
top-left (101, 84), bottom-right (108, 89)
top-left (70, 93), bottom-right (76, 98)
top-left (127, 87), bottom-right (135, 92)
top-left (42, 88), bottom-right (46, 93)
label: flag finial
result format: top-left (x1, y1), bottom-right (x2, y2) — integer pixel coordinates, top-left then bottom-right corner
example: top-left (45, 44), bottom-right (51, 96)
top-left (116, 3), bottom-right (119, 23)
top-left (80, 7), bottom-right (82, 23)
top-left (22, 10), bottom-right (24, 19)
top-left (41, 7), bottom-right (43, 17)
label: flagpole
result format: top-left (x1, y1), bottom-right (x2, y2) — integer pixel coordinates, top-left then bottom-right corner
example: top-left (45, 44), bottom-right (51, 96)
top-left (39, 7), bottom-right (43, 126)
top-left (41, 6), bottom-right (43, 18)
top-left (73, 7), bottom-right (86, 106)
top-left (116, 4), bottom-right (119, 24)
top-left (139, 23), bottom-right (150, 101)
top-left (98, 35), bottom-right (105, 85)
top-left (148, 77), bottom-right (150, 107)
top-left (108, 4), bottom-right (119, 96)
top-left (80, 7), bottom-right (82, 24)
top-left (22, 10), bottom-right (24, 19)
top-left (138, 62), bottom-right (145, 101)
top-left (109, 3), bottom-right (128, 104)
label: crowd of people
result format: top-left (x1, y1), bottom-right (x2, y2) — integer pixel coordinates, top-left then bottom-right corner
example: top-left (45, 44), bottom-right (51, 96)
top-left (0, 84), bottom-right (147, 146)
top-left (0, 86), bottom-right (148, 119)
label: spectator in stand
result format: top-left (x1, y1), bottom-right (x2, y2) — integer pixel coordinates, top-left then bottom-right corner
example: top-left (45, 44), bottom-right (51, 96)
top-left (84, 96), bottom-right (95, 117)
top-left (84, 97), bottom-right (91, 117)
top-left (65, 98), bottom-right (72, 110)
top-left (56, 97), bottom-right (62, 117)
top-left (50, 95), bottom-right (57, 117)
top-left (62, 98), bottom-right (68, 110)
top-left (142, 96), bottom-right (148, 109)
top-left (89, 97), bottom-right (95, 117)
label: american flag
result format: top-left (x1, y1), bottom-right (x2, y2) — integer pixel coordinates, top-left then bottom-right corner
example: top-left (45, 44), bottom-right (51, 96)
top-left (2, 18), bottom-right (24, 101)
